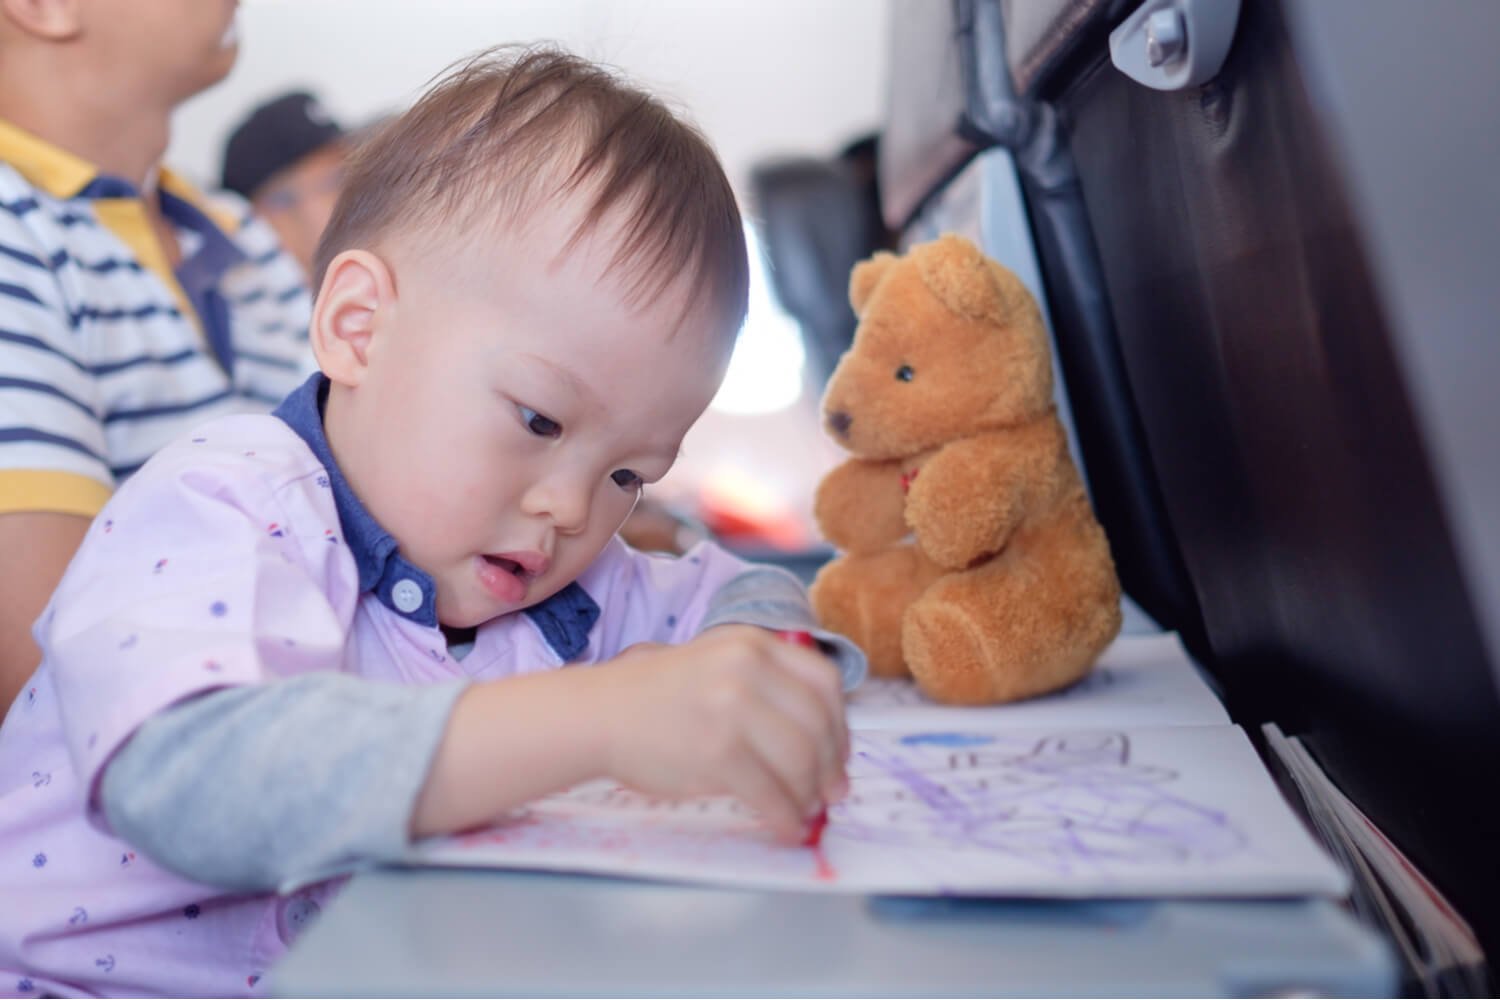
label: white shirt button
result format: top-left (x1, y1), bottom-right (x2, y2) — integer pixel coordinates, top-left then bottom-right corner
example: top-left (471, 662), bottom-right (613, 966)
top-left (391, 578), bottom-right (424, 613)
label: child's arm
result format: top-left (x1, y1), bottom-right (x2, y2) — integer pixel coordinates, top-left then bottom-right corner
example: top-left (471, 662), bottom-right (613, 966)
top-left (100, 673), bottom-right (467, 890)
top-left (409, 539), bottom-right (867, 841)
top-left (93, 514), bottom-right (852, 889)
top-left (410, 623), bottom-right (848, 842)
top-left (102, 620), bottom-right (845, 891)
top-left (41, 433), bottom-right (444, 892)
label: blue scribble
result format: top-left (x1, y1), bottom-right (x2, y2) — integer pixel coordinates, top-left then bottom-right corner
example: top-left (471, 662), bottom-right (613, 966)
top-left (900, 732), bottom-right (996, 747)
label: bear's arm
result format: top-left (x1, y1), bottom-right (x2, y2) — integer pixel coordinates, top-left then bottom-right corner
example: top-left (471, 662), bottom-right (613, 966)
top-left (905, 421), bottom-right (1067, 568)
top-left (814, 456), bottom-right (910, 553)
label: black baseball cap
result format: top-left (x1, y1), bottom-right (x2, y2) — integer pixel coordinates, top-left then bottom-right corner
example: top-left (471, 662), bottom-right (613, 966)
top-left (221, 91), bottom-right (345, 199)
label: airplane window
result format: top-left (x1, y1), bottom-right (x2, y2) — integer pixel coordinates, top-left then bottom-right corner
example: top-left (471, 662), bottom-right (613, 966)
top-left (708, 226), bottom-right (807, 417)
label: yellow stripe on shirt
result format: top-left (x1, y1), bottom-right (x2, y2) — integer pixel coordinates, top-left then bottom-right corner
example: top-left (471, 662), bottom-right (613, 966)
top-left (0, 469), bottom-right (112, 517)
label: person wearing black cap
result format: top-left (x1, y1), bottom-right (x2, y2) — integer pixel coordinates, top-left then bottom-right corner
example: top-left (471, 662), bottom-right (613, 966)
top-left (222, 90), bottom-right (349, 278)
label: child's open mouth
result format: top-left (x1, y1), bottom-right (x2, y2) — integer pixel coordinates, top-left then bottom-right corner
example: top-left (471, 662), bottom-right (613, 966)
top-left (482, 554), bottom-right (528, 579)
top-left (477, 551), bottom-right (550, 604)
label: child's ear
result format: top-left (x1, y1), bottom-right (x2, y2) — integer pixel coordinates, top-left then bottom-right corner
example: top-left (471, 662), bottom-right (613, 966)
top-left (0, 0), bottom-right (84, 40)
top-left (309, 250), bottom-right (394, 388)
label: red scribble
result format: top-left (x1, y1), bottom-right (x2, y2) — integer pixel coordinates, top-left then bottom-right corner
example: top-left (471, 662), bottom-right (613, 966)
top-left (812, 845), bottom-right (836, 881)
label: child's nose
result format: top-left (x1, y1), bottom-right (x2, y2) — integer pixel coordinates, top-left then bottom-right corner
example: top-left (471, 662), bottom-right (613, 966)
top-left (524, 478), bottom-right (590, 533)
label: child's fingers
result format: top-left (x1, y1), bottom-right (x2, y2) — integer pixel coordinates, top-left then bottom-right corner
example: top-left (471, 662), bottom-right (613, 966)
top-left (739, 693), bottom-right (829, 823)
top-left (751, 665), bottom-right (848, 804)
top-left (721, 733), bottom-right (810, 842)
top-left (765, 639), bottom-right (850, 764)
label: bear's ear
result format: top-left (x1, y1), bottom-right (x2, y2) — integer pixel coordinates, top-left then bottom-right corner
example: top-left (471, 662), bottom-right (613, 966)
top-left (849, 251), bottom-right (897, 317)
top-left (915, 234), bottom-right (1011, 324)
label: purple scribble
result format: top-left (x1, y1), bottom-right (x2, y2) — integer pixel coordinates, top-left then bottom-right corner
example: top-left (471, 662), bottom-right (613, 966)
top-left (832, 731), bottom-right (1243, 874)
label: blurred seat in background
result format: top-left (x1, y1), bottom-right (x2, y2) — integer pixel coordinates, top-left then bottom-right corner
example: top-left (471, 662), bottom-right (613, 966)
top-left (750, 135), bottom-right (894, 389)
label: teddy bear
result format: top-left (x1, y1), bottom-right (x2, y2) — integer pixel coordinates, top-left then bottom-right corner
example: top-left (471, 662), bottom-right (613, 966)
top-left (808, 234), bottom-right (1122, 705)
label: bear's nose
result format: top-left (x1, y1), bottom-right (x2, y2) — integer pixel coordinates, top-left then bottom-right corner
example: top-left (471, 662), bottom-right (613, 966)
top-left (827, 411), bottom-right (852, 436)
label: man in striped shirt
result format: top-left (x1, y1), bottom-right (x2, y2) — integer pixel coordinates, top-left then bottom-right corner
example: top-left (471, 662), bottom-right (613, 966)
top-left (0, 0), bottom-right (315, 710)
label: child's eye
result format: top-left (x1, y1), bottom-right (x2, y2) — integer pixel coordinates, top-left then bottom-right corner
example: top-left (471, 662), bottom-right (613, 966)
top-left (518, 405), bottom-right (561, 438)
top-left (611, 469), bottom-right (643, 491)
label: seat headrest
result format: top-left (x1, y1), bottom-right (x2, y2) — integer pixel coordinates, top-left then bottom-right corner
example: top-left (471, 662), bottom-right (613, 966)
top-left (750, 139), bottom-right (890, 383)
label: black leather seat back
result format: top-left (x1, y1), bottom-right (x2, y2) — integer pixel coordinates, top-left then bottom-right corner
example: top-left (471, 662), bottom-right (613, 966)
top-left (1023, 0), bottom-right (1500, 956)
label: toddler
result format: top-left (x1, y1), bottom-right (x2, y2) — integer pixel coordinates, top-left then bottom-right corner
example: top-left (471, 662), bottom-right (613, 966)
top-left (0, 46), bottom-right (863, 996)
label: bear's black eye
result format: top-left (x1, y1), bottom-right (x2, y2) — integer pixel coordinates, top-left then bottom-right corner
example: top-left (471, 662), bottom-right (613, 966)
top-left (895, 365), bottom-right (914, 382)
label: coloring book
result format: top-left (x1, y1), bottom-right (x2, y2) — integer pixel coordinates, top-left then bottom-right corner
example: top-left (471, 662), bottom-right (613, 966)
top-left (403, 634), bottom-right (1346, 899)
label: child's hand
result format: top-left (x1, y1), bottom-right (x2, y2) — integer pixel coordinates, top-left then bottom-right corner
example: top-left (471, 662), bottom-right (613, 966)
top-left (591, 625), bottom-right (849, 843)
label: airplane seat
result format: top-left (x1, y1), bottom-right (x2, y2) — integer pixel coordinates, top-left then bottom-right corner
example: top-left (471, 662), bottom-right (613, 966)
top-left (992, 0), bottom-right (1500, 964)
top-left (749, 137), bottom-right (891, 387)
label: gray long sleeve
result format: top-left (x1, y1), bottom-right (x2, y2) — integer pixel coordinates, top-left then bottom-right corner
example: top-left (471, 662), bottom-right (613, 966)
top-left (700, 566), bottom-right (869, 691)
top-left (99, 673), bottom-right (466, 892)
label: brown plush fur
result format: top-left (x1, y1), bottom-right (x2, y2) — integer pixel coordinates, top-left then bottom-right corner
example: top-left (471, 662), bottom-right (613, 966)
top-left (809, 234), bottom-right (1123, 705)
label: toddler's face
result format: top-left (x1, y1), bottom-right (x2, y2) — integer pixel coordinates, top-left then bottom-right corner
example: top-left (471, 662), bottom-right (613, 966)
top-left (338, 205), bottom-right (732, 627)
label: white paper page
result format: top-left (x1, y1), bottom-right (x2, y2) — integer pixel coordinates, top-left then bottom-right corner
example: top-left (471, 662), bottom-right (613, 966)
top-left (406, 725), bottom-right (1347, 899)
top-left (846, 632), bottom-right (1229, 731)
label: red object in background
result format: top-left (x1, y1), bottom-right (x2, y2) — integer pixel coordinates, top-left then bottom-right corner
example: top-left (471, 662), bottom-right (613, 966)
top-left (696, 475), bottom-right (811, 551)
top-left (774, 630), bottom-right (829, 847)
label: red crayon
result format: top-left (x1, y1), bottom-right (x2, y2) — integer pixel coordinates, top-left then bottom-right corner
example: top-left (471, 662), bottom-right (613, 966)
top-left (803, 808), bottom-right (828, 848)
top-left (774, 630), bottom-right (829, 848)
top-left (774, 629), bottom-right (818, 649)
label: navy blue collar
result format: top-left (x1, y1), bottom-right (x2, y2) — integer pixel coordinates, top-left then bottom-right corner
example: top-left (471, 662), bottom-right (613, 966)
top-left (272, 374), bottom-right (600, 659)
top-left (79, 175), bottom-right (246, 376)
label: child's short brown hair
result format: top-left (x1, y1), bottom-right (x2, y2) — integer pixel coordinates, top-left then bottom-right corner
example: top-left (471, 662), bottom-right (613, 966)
top-left (314, 44), bottom-right (749, 338)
